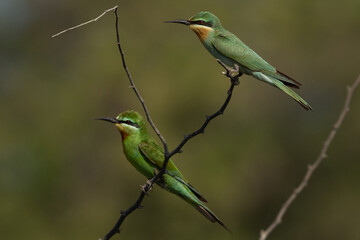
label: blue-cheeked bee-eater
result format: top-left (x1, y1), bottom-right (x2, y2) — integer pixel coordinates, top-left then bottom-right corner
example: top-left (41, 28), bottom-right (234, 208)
top-left (98, 110), bottom-right (230, 232)
top-left (166, 11), bottom-right (312, 110)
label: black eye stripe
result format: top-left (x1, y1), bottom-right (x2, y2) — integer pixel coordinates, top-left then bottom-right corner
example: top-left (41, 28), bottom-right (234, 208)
top-left (192, 20), bottom-right (212, 27)
top-left (123, 120), bottom-right (140, 128)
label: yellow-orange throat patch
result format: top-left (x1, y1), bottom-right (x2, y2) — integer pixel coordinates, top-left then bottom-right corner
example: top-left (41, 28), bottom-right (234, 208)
top-left (115, 124), bottom-right (129, 140)
top-left (190, 25), bottom-right (212, 42)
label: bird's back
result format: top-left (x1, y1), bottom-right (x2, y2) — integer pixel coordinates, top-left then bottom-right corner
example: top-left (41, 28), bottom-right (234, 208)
top-left (212, 28), bottom-right (276, 73)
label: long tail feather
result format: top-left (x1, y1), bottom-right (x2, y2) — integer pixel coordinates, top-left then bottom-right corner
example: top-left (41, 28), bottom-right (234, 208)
top-left (195, 205), bottom-right (232, 233)
top-left (272, 79), bottom-right (313, 110)
top-left (162, 174), bottom-right (230, 232)
top-left (253, 72), bottom-right (313, 110)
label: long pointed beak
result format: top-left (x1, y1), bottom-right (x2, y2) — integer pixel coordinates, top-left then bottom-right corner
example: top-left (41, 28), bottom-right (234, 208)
top-left (164, 19), bottom-right (190, 25)
top-left (96, 117), bottom-right (119, 124)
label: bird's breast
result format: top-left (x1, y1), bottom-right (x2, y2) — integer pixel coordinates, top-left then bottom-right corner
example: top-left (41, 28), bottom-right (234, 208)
top-left (190, 25), bottom-right (212, 42)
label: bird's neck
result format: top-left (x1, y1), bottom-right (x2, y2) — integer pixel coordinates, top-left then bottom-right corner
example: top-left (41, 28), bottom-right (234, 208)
top-left (190, 25), bottom-right (213, 42)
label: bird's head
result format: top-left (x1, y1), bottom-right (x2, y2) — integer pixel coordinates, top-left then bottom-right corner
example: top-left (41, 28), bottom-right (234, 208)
top-left (97, 110), bottom-right (146, 140)
top-left (165, 11), bottom-right (222, 42)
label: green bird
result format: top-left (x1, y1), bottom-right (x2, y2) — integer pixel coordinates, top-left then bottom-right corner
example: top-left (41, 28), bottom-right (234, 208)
top-left (166, 11), bottom-right (312, 110)
top-left (98, 110), bottom-right (229, 232)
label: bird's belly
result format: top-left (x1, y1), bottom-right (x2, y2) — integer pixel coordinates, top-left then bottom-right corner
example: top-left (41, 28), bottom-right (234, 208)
top-left (204, 44), bottom-right (234, 67)
top-left (123, 147), bottom-right (156, 179)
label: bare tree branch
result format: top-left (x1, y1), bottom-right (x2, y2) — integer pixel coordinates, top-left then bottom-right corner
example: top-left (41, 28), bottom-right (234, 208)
top-left (52, 5), bottom-right (360, 239)
top-left (101, 8), bottom-right (240, 240)
top-left (100, 80), bottom-right (237, 240)
top-left (52, 6), bottom-right (239, 239)
top-left (107, 9), bottom-right (240, 238)
top-left (52, 6), bottom-right (118, 38)
top-left (113, 8), bottom-right (168, 153)
top-left (259, 74), bottom-right (360, 240)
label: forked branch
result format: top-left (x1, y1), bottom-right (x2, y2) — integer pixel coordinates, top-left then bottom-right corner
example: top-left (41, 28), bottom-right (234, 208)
top-left (52, 6), bottom-right (239, 240)
top-left (102, 9), bottom-right (239, 240)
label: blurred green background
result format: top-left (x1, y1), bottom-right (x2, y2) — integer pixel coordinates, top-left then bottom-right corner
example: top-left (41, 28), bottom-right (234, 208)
top-left (1, 0), bottom-right (360, 239)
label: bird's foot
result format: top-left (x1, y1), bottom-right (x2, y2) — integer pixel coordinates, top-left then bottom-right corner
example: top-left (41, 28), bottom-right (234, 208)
top-left (228, 63), bottom-right (239, 76)
top-left (216, 59), bottom-right (242, 83)
top-left (229, 64), bottom-right (242, 85)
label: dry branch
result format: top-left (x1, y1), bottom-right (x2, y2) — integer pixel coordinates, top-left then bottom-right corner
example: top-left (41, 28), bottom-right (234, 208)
top-left (102, 9), bottom-right (239, 239)
top-left (50, 6), bottom-right (360, 240)
top-left (259, 74), bottom-right (360, 240)
top-left (52, 6), bottom-right (239, 240)
top-left (52, 6), bottom-right (118, 38)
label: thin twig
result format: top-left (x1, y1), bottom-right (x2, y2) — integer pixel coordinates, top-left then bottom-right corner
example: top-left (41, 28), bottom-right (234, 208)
top-left (100, 79), bottom-right (237, 240)
top-left (167, 62), bottom-right (241, 160)
top-left (100, 191), bottom-right (146, 240)
top-left (52, 6), bottom-right (118, 38)
top-left (52, 6), bottom-right (238, 239)
top-left (107, 11), bottom-right (239, 236)
top-left (259, 74), bottom-right (360, 240)
top-left (100, 8), bottom-right (240, 240)
top-left (113, 8), bottom-right (168, 153)
top-left (168, 82), bottom-right (236, 159)
top-left (54, 7), bottom-right (360, 239)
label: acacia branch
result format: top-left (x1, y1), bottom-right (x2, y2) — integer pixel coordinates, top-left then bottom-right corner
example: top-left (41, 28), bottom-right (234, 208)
top-left (168, 66), bottom-right (240, 160)
top-left (51, 6), bottom-right (238, 239)
top-left (259, 74), bottom-right (360, 240)
top-left (100, 80), bottom-right (236, 240)
top-left (52, 6), bottom-right (118, 38)
top-left (113, 7), bottom-right (168, 153)
top-left (101, 9), bottom-right (239, 240)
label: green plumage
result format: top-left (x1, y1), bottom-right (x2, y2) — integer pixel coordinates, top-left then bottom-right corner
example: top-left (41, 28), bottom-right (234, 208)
top-left (100, 110), bottom-right (229, 232)
top-left (167, 11), bottom-right (313, 110)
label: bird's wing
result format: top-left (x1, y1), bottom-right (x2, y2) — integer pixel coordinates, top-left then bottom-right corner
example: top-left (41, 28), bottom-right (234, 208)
top-left (213, 32), bottom-right (301, 88)
top-left (212, 31), bottom-right (276, 72)
top-left (139, 139), bottom-right (185, 178)
top-left (139, 139), bottom-right (207, 202)
top-left (172, 175), bottom-right (207, 202)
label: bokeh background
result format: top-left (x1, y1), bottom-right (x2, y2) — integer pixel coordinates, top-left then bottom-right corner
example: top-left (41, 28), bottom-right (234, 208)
top-left (1, 0), bottom-right (359, 239)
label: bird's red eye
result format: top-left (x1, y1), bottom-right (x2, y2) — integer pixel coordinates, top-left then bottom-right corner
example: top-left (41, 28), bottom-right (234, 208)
top-left (199, 20), bottom-right (205, 25)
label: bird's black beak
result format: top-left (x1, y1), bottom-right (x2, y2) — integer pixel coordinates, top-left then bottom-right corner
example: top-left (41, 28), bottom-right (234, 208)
top-left (96, 117), bottom-right (120, 124)
top-left (164, 19), bottom-right (190, 25)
